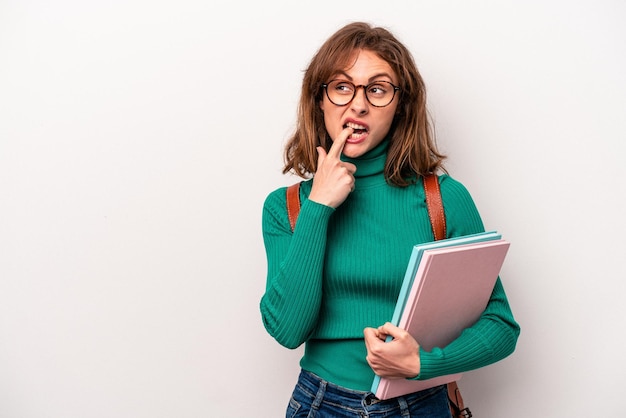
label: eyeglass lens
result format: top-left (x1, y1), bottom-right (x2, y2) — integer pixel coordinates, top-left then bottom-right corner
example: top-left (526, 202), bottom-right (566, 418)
top-left (325, 80), bottom-right (398, 107)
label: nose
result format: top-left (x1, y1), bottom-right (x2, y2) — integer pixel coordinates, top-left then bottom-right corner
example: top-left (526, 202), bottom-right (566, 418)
top-left (350, 86), bottom-right (369, 115)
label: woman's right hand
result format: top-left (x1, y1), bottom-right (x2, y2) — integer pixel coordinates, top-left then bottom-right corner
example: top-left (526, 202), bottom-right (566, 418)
top-left (308, 127), bottom-right (357, 208)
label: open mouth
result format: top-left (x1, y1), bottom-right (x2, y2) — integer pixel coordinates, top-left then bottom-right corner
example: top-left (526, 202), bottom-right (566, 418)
top-left (344, 122), bottom-right (368, 139)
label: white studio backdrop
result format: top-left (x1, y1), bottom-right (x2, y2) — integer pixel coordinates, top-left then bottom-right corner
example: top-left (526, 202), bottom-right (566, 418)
top-left (1, 1), bottom-right (624, 417)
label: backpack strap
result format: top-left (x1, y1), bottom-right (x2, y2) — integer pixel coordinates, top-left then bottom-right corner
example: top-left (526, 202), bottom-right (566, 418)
top-left (423, 175), bottom-right (470, 417)
top-left (286, 182), bottom-right (301, 232)
top-left (448, 380), bottom-right (472, 417)
top-left (423, 173), bottom-right (446, 241)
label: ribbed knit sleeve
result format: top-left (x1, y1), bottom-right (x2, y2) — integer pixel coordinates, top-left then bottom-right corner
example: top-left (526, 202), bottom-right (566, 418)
top-left (260, 181), bottom-right (334, 349)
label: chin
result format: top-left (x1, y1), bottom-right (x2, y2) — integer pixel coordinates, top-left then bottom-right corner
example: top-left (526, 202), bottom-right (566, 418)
top-left (346, 135), bottom-right (379, 153)
top-left (342, 145), bottom-right (368, 159)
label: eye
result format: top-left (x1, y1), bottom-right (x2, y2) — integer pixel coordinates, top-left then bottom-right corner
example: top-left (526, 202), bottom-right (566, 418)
top-left (331, 81), bottom-right (355, 95)
top-left (367, 83), bottom-right (389, 97)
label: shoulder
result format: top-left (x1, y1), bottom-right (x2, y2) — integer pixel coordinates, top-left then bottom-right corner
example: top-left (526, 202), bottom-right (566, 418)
top-left (263, 185), bottom-right (289, 214)
top-left (438, 174), bottom-right (485, 234)
top-left (438, 174), bottom-right (476, 205)
top-left (263, 179), bottom-right (313, 205)
top-left (262, 179), bottom-right (313, 220)
top-left (261, 185), bottom-right (291, 234)
top-left (438, 173), bottom-right (467, 191)
top-left (262, 179), bottom-right (319, 234)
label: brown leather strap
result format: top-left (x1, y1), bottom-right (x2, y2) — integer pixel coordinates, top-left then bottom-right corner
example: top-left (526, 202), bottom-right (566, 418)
top-left (286, 182), bottom-right (301, 232)
top-left (287, 177), bottom-right (445, 238)
top-left (423, 174), bottom-right (446, 241)
top-left (424, 174), bottom-right (469, 416)
top-left (447, 380), bottom-right (471, 417)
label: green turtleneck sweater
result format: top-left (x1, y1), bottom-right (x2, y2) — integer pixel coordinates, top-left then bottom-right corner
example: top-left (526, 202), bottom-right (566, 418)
top-left (260, 140), bottom-right (520, 391)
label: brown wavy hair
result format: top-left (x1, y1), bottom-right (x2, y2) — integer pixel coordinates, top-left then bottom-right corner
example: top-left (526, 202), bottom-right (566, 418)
top-left (282, 22), bottom-right (446, 187)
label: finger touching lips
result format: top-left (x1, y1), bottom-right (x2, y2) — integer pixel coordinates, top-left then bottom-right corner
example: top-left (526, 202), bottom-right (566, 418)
top-left (327, 127), bottom-right (354, 158)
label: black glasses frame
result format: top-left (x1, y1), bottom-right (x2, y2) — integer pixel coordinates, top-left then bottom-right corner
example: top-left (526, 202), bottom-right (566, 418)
top-left (321, 79), bottom-right (400, 108)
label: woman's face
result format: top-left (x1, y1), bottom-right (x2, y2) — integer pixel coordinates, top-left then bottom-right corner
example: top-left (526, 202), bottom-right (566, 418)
top-left (320, 49), bottom-right (399, 159)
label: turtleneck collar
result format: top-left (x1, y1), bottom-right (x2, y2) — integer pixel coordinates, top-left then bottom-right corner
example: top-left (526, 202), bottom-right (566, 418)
top-left (341, 139), bottom-right (389, 187)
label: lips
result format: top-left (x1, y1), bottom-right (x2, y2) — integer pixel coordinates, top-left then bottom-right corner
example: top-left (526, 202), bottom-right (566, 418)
top-left (344, 121), bottom-right (369, 142)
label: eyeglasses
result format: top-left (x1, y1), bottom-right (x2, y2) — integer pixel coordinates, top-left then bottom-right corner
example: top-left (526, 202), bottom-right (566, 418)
top-left (322, 79), bottom-right (400, 107)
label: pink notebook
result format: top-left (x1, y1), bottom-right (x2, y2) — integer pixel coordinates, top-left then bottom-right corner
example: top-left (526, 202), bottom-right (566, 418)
top-left (373, 239), bottom-right (510, 400)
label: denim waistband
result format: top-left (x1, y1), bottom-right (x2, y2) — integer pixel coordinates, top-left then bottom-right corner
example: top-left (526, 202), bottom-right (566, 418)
top-left (298, 369), bottom-right (373, 402)
top-left (297, 369), bottom-right (445, 407)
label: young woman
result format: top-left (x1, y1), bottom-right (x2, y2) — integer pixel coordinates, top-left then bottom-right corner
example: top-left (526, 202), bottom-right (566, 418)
top-left (260, 21), bottom-right (520, 417)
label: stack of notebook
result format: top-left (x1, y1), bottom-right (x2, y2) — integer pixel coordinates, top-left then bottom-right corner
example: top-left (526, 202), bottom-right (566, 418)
top-left (371, 231), bottom-right (510, 400)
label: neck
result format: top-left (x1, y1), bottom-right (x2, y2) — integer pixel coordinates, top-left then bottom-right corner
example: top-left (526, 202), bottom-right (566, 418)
top-left (341, 139), bottom-right (389, 188)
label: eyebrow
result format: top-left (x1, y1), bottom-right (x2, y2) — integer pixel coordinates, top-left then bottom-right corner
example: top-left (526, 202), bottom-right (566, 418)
top-left (333, 71), bottom-right (395, 83)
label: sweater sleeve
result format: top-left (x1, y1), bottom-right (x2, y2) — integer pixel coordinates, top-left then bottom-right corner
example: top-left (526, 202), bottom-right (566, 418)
top-left (259, 183), bottom-right (335, 349)
top-left (416, 175), bottom-right (521, 379)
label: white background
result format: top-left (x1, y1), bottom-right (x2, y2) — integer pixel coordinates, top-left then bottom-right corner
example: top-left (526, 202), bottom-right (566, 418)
top-left (1, 1), bottom-right (625, 417)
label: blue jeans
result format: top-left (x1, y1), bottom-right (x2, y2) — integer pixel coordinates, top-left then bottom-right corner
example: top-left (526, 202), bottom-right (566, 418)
top-left (286, 370), bottom-right (451, 417)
